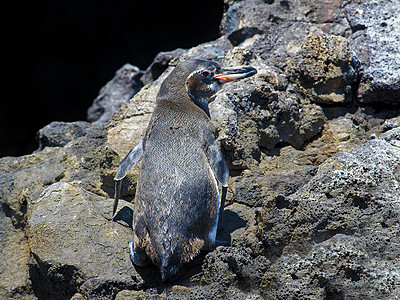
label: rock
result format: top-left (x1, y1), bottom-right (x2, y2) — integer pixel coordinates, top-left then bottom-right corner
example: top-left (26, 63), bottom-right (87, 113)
top-left (226, 23), bottom-right (358, 105)
top-left (28, 182), bottom-right (143, 299)
top-left (381, 127), bottom-right (400, 146)
top-left (87, 64), bottom-right (143, 123)
top-left (2, 0), bottom-right (400, 298)
top-left (220, 0), bottom-right (348, 42)
top-left (140, 48), bottom-right (186, 85)
top-left (177, 36), bottom-right (232, 63)
top-left (193, 246), bottom-right (270, 299)
top-left (0, 147), bottom-right (69, 220)
top-left (346, 0), bottom-right (400, 105)
top-left (260, 233), bottom-right (399, 299)
top-left (297, 107), bottom-right (385, 165)
top-left (221, 0), bottom-right (400, 106)
top-left (219, 203), bottom-right (265, 257)
top-left (115, 290), bottom-right (151, 300)
top-left (257, 138), bottom-right (400, 298)
top-left (286, 28), bottom-right (358, 104)
top-left (0, 197), bottom-right (34, 299)
top-left (36, 121), bottom-right (102, 150)
top-left (210, 68), bottom-right (325, 169)
top-left (0, 121), bottom-right (122, 299)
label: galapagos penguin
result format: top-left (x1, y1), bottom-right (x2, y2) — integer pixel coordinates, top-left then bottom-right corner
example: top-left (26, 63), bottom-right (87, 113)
top-left (113, 59), bottom-right (256, 281)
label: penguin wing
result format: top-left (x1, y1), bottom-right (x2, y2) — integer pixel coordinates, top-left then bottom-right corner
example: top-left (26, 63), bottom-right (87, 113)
top-left (113, 139), bottom-right (144, 216)
top-left (206, 139), bottom-right (229, 187)
top-left (206, 138), bottom-right (229, 223)
top-left (115, 138), bottom-right (144, 180)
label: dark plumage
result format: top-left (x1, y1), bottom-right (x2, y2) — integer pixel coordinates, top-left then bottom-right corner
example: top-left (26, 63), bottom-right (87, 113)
top-left (113, 59), bottom-right (256, 281)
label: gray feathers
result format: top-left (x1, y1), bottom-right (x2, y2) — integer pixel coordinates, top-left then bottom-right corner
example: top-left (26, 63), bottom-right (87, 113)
top-left (114, 59), bottom-right (256, 281)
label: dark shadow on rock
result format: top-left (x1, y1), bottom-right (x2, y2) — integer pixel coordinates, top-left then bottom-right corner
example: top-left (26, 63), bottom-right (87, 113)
top-left (113, 206), bottom-right (133, 228)
top-left (133, 263), bottom-right (163, 289)
top-left (217, 209), bottom-right (247, 245)
top-left (29, 252), bottom-right (83, 300)
top-left (133, 251), bottom-right (208, 289)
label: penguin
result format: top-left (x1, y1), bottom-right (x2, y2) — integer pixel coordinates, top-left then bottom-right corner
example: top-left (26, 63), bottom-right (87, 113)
top-left (113, 59), bottom-right (257, 281)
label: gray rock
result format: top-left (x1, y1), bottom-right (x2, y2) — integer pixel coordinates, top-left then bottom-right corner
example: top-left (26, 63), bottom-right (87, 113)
top-left (87, 64), bottom-right (143, 123)
top-left (285, 28), bottom-right (359, 104)
top-left (210, 68), bottom-right (325, 169)
top-left (0, 197), bottom-right (34, 299)
top-left (193, 246), bottom-right (270, 299)
top-left (175, 36), bottom-right (233, 64)
top-left (27, 182), bottom-right (143, 299)
top-left (257, 138), bottom-right (400, 298)
top-left (261, 233), bottom-right (399, 300)
top-left (36, 121), bottom-right (102, 150)
top-left (346, 0), bottom-right (400, 105)
top-left (221, 0), bottom-right (400, 107)
top-left (221, 0), bottom-right (348, 42)
top-left (140, 48), bottom-right (186, 85)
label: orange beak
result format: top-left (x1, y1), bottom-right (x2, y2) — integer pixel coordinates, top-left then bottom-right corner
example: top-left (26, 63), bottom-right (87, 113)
top-left (213, 66), bottom-right (257, 83)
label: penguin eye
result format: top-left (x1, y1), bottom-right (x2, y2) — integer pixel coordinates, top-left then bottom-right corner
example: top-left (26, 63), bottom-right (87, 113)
top-left (202, 70), bottom-right (211, 77)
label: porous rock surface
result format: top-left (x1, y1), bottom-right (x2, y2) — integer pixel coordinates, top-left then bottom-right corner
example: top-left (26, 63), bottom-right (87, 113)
top-left (1, 0), bottom-right (400, 299)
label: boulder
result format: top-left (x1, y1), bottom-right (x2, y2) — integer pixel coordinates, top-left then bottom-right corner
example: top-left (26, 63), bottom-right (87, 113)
top-left (0, 197), bottom-right (33, 299)
top-left (140, 49), bottom-right (185, 85)
top-left (346, 0), bottom-right (400, 105)
top-left (285, 28), bottom-right (358, 105)
top-left (257, 138), bottom-right (400, 298)
top-left (36, 121), bottom-right (102, 150)
top-left (27, 182), bottom-right (142, 299)
top-left (210, 61), bottom-right (325, 169)
top-left (87, 64), bottom-right (143, 123)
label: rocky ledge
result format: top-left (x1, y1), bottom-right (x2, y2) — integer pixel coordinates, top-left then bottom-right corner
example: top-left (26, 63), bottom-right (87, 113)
top-left (1, 0), bottom-right (400, 299)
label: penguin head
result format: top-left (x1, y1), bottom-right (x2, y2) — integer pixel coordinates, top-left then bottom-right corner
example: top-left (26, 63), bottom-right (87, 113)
top-left (157, 59), bottom-right (257, 117)
top-left (185, 63), bottom-right (221, 100)
top-left (184, 60), bottom-right (257, 116)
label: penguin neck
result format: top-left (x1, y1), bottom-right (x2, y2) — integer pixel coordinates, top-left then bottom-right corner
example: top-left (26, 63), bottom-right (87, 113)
top-left (188, 93), bottom-right (211, 118)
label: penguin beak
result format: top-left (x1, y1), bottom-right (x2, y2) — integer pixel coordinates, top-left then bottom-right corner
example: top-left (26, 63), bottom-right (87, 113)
top-left (213, 66), bottom-right (257, 83)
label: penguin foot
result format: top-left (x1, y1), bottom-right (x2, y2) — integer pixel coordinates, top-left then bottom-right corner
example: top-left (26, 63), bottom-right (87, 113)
top-left (129, 240), bottom-right (150, 267)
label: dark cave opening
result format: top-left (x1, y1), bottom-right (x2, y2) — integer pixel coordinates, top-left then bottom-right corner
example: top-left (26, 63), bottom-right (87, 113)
top-left (1, 0), bottom-right (223, 157)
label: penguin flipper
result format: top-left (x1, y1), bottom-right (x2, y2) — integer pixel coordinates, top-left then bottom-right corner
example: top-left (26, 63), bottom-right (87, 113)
top-left (206, 140), bottom-right (229, 186)
top-left (114, 139), bottom-right (144, 181)
top-left (113, 180), bottom-right (122, 216)
top-left (113, 139), bottom-right (144, 216)
top-left (206, 140), bottom-right (229, 223)
top-left (219, 186), bottom-right (227, 224)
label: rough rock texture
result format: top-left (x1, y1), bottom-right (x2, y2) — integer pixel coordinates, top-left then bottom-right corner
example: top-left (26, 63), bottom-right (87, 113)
top-left (36, 121), bottom-right (102, 150)
top-left (346, 0), bottom-right (400, 105)
top-left (1, 0), bottom-right (400, 299)
top-left (87, 64), bottom-right (143, 123)
top-left (28, 182), bottom-right (143, 299)
top-left (257, 138), bottom-right (400, 299)
top-left (286, 28), bottom-right (358, 105)
top-left (0, 196), bottom-right (33, 299)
